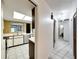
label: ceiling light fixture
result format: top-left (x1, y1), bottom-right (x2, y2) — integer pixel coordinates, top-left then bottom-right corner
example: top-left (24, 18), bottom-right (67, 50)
top-left (13, 11), bottom-right (25, 19)
top-left (13, 11), bottom-right (32, 21)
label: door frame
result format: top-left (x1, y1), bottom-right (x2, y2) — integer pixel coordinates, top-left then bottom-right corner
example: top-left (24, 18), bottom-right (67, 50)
top-left (28, 0), bottom-right (38, 59)
top-left (73, 11), bottom-right (77, 59)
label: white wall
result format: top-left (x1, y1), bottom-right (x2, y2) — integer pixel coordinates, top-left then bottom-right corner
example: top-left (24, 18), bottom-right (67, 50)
top-left (1, 2), bottom-right (5, 59)
top-left (48, 20), bottom-right (54, 59)
top-left (55, 20), bottom-right (58, 41)
top-left (63, 20), bottom-right (70, 41)
top-left (33, 0), bottom-right (53, 59)
top-left (69, 18), bottom-right (74, 57)
top-left (63, 19), bottom-right (73, 45)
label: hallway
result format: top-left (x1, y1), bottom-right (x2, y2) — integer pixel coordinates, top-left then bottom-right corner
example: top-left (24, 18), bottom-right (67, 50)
top-left (1, 0), bottom-right (77, 59)
top-left (51, 39), bottom-right (73, 59)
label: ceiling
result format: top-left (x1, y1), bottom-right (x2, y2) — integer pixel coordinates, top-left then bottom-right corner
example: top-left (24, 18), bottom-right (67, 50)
top-left (46, 0), bottom-right (77, 20)
top-left (3, 0), bottom-right (34, 23)
top-left (2, 0), bottom-right (77, 21)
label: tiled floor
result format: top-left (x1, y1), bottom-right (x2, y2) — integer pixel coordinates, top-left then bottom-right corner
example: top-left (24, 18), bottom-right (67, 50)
top-left (51, 39), bottom-right (73, 59)
top-left (6, 39), bottom-right (73, 59)
top-left (2, 35), bottom-right (29, 59)
top-left (7, 44), bottom-right (29, 59)
top-left (2, 34), bottom-right (35, 59)
top-left (3, 37), bottom-right (73, 59)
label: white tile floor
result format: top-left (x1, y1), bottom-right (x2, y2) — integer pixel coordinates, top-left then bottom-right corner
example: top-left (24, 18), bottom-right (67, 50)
top-left (7, 44), bottom-right (29, 59)
top-left (3, 36), bottom-right (29, 59)
top-left (3, 37), bottom-right (73, 59)
top-left (50, 39), bottom-right (73, 59)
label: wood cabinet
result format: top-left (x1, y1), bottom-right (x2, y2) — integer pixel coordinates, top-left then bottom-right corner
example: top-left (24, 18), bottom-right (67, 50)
top-left (29, 40), bottom-right (35, 59)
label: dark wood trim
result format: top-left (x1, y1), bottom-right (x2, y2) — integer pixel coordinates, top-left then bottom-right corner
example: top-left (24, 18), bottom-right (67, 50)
top-left (29, 40), bottom-right (35, 59)
top-left (7, 43), bottom-right (29, 48)
top-left (28, 0), bottom-right (37, 7)
top-left (53, 20), bottom-right (56, 48)
top-left (73, 11), bottom-right (77, 59)
top-left (3, 37), bottom-right (9, 59)
top-left (32, 7), bottom-right (35, 29)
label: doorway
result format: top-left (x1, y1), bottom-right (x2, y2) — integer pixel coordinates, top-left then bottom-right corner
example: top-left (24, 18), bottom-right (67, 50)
top-left (2, 0), bottom-right (37, 59)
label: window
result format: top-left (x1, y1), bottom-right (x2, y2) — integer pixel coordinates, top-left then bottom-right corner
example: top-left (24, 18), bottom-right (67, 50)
top-left (11, 23), bottom-right (23, 32)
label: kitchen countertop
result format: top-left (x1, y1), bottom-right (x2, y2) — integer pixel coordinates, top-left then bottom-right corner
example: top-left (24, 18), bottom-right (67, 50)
top-left (29, 37), bottom-right (35, 43)
top-left (3, 33), bottom-right (35, 43)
